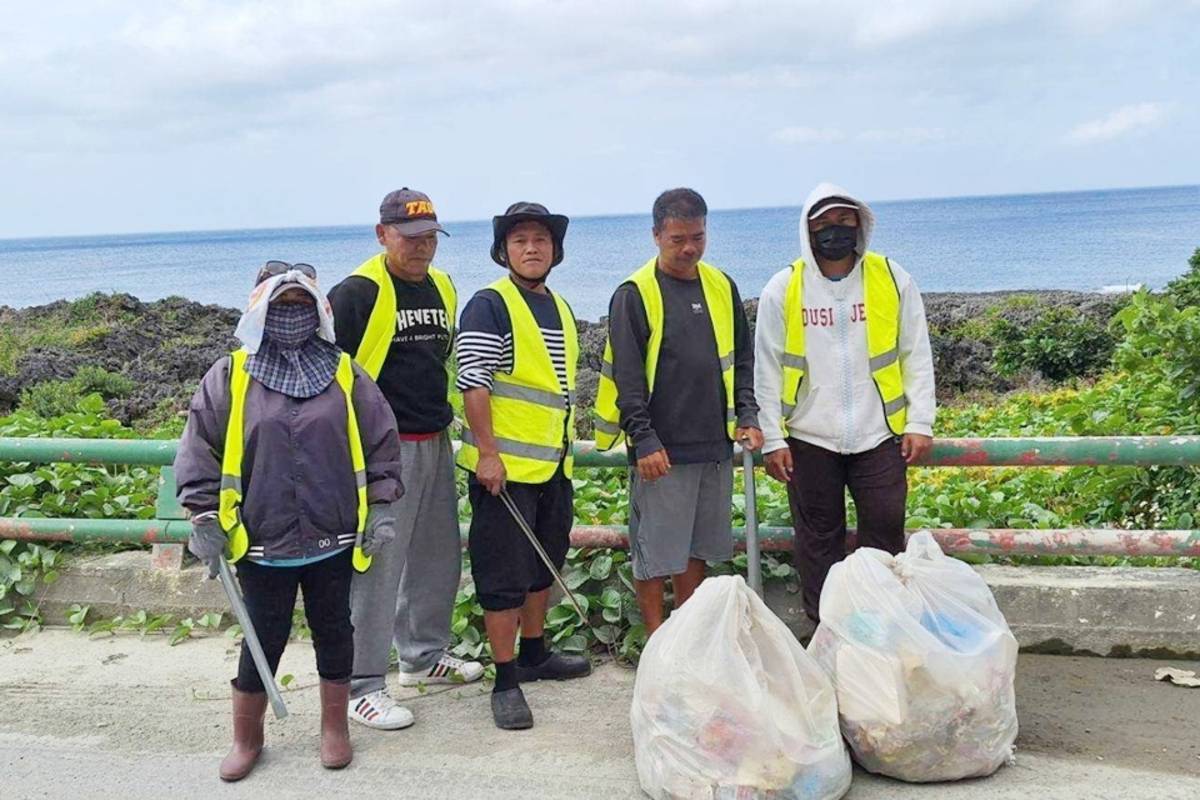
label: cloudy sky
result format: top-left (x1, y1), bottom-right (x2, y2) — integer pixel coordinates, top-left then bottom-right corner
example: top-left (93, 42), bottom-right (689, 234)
top-left (2, 0), bottom-right (1198, 238)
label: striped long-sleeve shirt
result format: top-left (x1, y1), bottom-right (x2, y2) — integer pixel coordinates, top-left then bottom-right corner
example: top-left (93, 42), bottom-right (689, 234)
top-left (455, 282), bottom-right (571, 407)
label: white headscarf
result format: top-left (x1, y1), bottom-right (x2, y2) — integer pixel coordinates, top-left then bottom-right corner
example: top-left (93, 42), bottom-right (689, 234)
top-left (234, 269), bottom-right (337, 355)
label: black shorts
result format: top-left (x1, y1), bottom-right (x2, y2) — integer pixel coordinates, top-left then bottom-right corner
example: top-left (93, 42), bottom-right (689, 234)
top-left (467, 467), bottom-right (574, 611)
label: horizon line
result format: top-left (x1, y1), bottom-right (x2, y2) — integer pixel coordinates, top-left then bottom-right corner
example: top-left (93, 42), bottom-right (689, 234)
top-left (2, 181), bottom-right (1196, 244)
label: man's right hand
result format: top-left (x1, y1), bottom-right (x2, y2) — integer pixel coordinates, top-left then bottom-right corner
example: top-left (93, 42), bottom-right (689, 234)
top-left (477, 452), bottom-right (507, 496)
top-left (637, 449), bottom-right (671, 482)
top-left (764, 447), bottom-right (794, 484)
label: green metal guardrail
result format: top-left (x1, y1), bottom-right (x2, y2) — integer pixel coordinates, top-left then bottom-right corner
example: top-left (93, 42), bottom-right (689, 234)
top-left (1, 436), bottom-right (1199, 559)
top-left (4, 435), bottom-right (1200, 468)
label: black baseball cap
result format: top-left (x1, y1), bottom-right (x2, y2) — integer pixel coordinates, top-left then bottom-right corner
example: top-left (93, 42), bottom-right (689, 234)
top-left (379, 188), bottom-right (448, 236)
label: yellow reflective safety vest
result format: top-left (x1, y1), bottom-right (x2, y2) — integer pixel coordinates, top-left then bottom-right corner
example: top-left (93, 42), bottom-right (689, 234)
top-left (349, 254), bottom-right (457, 380)
top-left (780, 251), bottom-right (907, 435)
top-left (593, 258), bottom-right (737, 450)
top-left (456, 278), bottom-right (578, 484)
top-left (218, 348), bottom-right (373, 573)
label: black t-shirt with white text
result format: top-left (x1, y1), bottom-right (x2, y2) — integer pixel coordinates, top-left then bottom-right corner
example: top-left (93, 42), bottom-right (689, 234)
top-left (328, 271), bottom-right (453, 434)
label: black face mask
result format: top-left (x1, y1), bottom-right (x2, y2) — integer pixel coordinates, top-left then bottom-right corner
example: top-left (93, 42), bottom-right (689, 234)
top-left (812, 224), bottom-right (858, 261)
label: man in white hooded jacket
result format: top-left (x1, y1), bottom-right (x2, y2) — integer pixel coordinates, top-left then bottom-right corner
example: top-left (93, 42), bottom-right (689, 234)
top-left (754, 183), bottom-right (935, 623)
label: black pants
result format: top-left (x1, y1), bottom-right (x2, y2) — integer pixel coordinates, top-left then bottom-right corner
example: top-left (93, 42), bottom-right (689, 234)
top-left (787, 437), bottom-right (908, 622)
top-left (233, 548), bottom-right (354, 693)
top-left (467, 467), bottom-right (574, 612)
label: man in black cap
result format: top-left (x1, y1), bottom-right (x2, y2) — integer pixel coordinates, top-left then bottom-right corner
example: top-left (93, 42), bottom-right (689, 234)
top-left (455, 202), bottom-right (591, 730)
top-left (329, 189), bottom-right (483, 733)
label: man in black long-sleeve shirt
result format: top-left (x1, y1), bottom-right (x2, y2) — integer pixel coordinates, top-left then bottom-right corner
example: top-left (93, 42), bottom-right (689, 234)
top-left (601, 188), bottom-right (762, 633)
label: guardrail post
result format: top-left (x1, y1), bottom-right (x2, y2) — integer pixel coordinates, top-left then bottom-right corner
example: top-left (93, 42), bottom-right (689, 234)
top-left (151, 467), bottom-right (186, 571)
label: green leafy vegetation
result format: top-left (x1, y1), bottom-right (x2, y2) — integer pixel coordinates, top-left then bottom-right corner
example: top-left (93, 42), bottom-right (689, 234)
top-left (19, 367), bottom-right (136, 419)
top-left (989, 306), bottom-right (1115, 381)
top-left (932, 293), bottom-right (1122, 383)
top-left (1164, 247), bottom-right (1200, 310)
top-left (0, 395), bottom-right (159, 631)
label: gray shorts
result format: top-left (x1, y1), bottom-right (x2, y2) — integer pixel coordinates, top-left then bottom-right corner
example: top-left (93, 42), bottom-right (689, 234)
top-left (629, 460), bottom-right (734, 580)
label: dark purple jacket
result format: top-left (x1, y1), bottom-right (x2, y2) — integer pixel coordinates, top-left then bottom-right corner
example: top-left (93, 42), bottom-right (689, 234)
top-left (174, 355), bottom-right (403, 561)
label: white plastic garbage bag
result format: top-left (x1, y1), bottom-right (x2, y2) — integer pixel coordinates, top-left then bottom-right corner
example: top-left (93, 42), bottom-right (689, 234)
top-left (631, 575), bottom-right (851, 800)
top-left (808, 531), bottom-right (1018, 782)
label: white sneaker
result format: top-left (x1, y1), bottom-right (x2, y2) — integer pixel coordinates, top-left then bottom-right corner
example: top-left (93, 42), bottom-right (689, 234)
top-left (397, 653), bottom-right (485, 686)
top-left (348, 688), bottom-right (414, 730)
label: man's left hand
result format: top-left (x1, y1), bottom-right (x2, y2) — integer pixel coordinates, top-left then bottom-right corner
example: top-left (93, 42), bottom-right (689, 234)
top-left (901, 433), bottom-right (933, 465)
top-left (736, 427), bottom-right (764, 452)
top-left (362, 505), bottom-right (398, 557)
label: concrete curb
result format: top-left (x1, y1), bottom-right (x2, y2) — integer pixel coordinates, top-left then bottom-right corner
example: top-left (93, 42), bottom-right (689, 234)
top-left (765, 564), bottom-right (1200, 658)
top-left (25, 552), bottom-right (1200, 658)
top-left (33, 551), bottom-right (228, 623)
top-left (982, 564), bottom-right (1200, 658)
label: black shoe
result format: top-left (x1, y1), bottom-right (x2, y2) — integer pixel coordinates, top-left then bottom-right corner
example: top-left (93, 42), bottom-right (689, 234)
top-left (515, 652), bottom-right (592, 683)
top-left (491, 687), bottom-right (534, 730)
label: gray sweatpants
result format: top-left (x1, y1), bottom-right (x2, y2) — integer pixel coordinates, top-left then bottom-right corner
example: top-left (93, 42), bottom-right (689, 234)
top-left (350, 432), bottom-right (461, 698)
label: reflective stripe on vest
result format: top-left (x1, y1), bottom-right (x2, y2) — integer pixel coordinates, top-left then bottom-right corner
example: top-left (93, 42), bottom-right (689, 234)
top-left (456, 278), bottom-right (578, 484)
top-left (349, 254), bottom-right (457, 380)
top-left (593, 258), bottom-right (737, 450)
top-left (779, 251), bottom-right (907, 435)
top-left (217, 349), bottom-right (373, 573)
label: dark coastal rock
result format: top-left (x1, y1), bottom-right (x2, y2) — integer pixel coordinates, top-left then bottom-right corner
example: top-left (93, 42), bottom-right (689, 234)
top-left (0, 294), bottom-right (239, 425)
top-left (0, 289), bottom-right (1129, 431)
top-left (922, 290), bottom-right (1126, 396)
top-left (14, 347), bottom-right (91, 385)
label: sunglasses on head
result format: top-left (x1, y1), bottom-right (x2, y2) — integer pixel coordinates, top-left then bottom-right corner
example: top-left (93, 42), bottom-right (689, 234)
top-left (261, 260), bottom-right (317, 280)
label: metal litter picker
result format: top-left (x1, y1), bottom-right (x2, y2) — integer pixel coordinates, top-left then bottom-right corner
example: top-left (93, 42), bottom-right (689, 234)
top-left (498, 488), bottom-right (588, 622)
top-left (216, 557), bottom-right (289, 719)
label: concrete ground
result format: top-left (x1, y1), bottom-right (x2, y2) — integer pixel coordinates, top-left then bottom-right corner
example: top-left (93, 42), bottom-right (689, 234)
top-left (2, 630), bottom-right (1200, 799)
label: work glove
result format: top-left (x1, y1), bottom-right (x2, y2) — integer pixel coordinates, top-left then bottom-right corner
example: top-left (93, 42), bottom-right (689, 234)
top-left (188, 511), bottom-right (227, 579)
top-left (361, 504), bottom-right (397, 557)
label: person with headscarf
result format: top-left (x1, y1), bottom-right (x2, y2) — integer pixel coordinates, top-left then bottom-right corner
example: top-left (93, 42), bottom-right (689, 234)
top-left (174, 261), bottom-right (404, 781)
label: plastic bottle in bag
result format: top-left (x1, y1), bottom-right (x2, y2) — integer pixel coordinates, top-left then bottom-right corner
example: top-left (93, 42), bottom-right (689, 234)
top-left (808, 532), bottom-right (1018, 782)
top-left (631, 575), bottom-right (852, 800)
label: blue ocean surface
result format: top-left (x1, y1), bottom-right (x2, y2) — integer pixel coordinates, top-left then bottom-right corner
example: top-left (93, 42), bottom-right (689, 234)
top-left (1, 185), bottom-right (1196, 321)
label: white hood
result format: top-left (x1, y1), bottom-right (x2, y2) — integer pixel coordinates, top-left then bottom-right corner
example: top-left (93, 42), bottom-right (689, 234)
top-left (798, 181), bottom-right (876, 269)
top-left (753, 182), bottom-right (936, 454)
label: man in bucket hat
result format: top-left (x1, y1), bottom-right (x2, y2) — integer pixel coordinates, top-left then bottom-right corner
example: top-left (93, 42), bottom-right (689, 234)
top-left (455, 202), bottom-right (591, 730)
top-left (329, 188), bottom-right (483, 734)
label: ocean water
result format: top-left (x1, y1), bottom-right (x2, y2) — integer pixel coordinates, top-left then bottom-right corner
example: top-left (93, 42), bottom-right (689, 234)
top-left (1, 185), bottom-right (1196, 321)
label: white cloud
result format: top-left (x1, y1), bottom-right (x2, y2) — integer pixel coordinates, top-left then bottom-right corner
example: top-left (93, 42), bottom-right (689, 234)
top-left (1, 1), bottom-right (1198, 236)
top-left (0, 0), bottom-right (1112, 150)
top-left (773, 127), bottom-right (947, 146)
top-left (1065, 102), bottom-right (1169, 144)
top-left (857, 127), bottom-right (948, 144)
top-left (852, 0), bottom-right (1037, 47)
top-left (772, 127), bottom-right (845, 145)
top-left (1058, 0), bottom-right (1157, 34)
